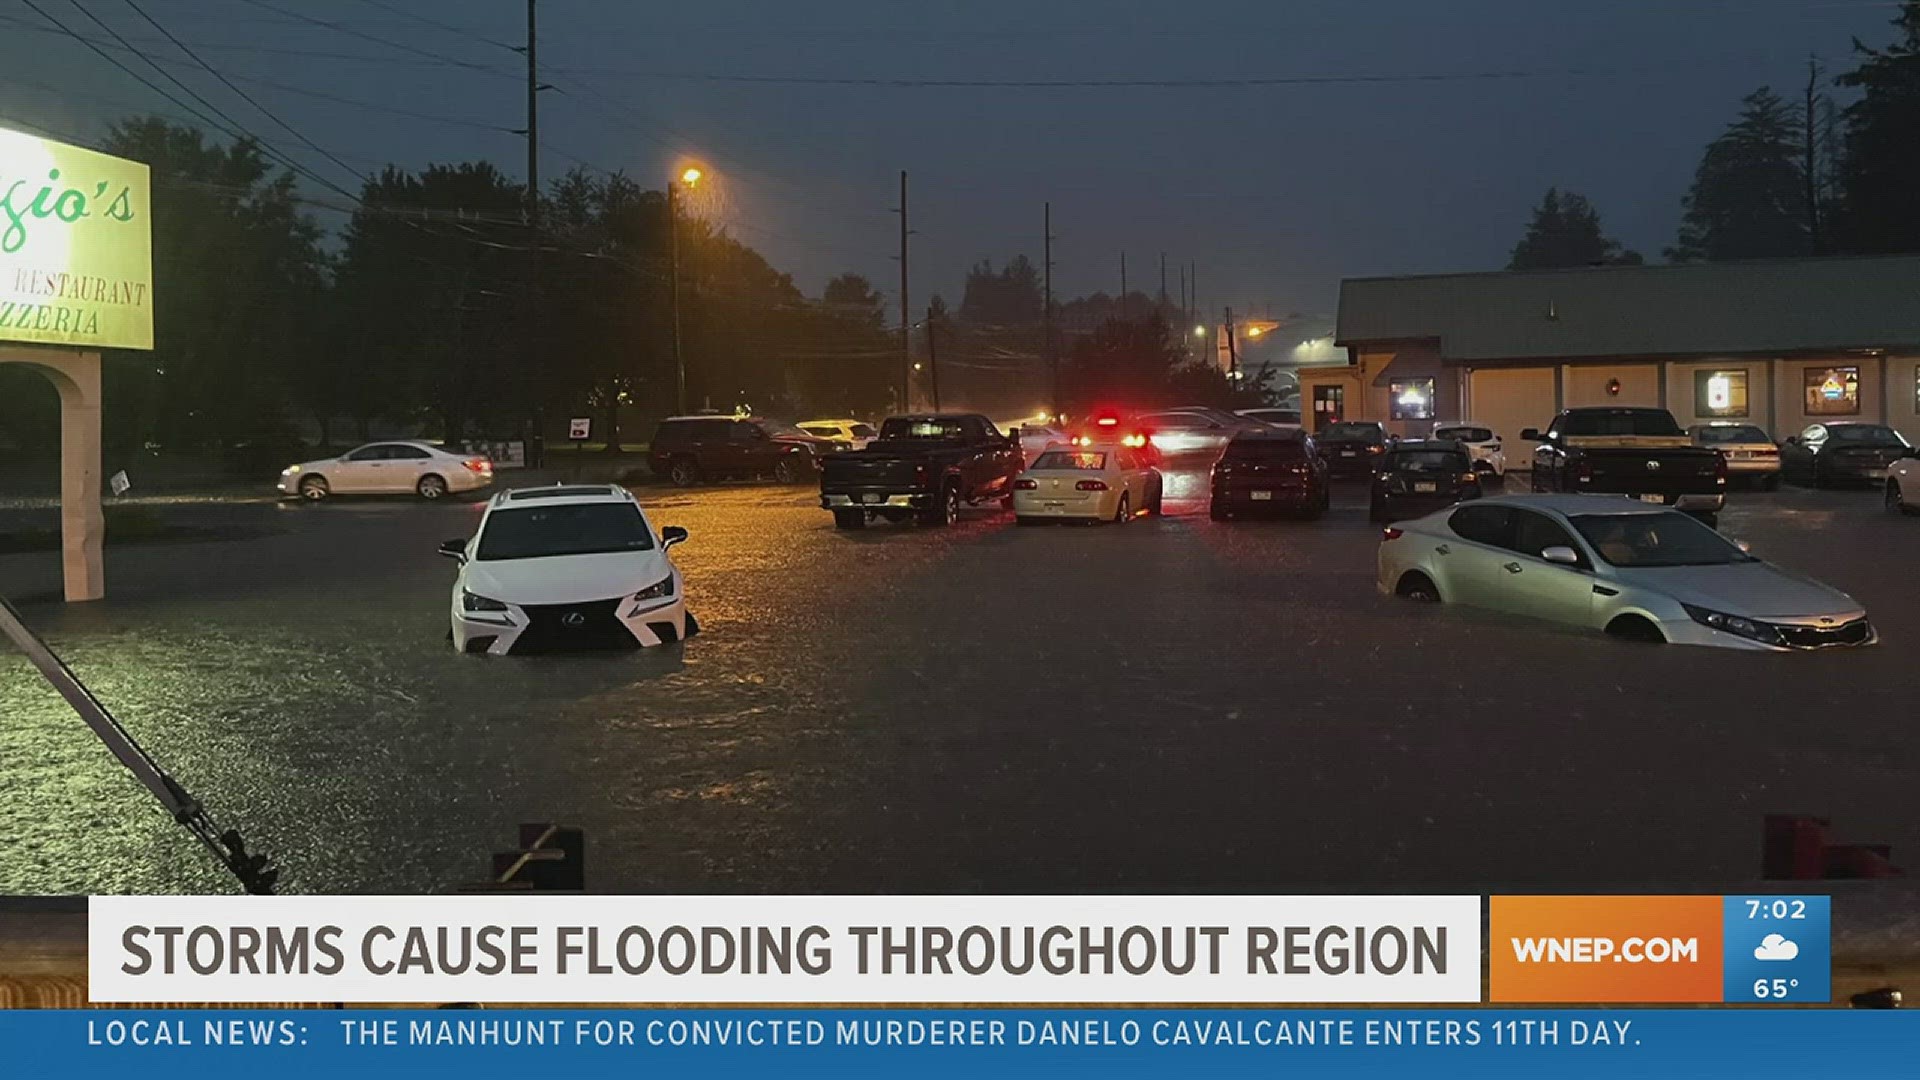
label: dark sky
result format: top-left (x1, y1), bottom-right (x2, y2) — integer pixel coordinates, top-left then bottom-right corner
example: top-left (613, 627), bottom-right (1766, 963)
top-left (0, 0), bottom-right (1900, 327)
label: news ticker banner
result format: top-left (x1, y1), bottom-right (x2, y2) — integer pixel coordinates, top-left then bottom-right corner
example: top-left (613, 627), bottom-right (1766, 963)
top-left (87, 894), bottom-right (1830, 1005)
top-left (13, 1011), bottom-right (1919, 1078)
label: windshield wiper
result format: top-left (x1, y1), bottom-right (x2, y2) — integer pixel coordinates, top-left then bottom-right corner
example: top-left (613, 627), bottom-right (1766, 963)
top-left (0, 595), bottom-right (280, 894)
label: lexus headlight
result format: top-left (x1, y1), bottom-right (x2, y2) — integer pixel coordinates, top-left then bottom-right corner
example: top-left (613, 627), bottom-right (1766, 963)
top-left (632, 575), bottom-right (675, 601)
top-left (1682, 603), bottom-right (1781, 645)
top-left (461, 589), bottom-right (508, 613)
top-left (281, 465), bottom-right (300, 475)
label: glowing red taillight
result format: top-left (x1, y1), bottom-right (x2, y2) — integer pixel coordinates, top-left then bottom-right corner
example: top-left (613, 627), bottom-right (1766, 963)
top-left (1075, 480), bottom-right (1108, 491)
top-left (1095, 416), bottom-right (1119, 427)
top-left (1381, 527), bottom-right (1404, 541)
top-left (462, 458), bottom-right (491, 473)
top-left (1014, 478), bottom-right (1037, 490)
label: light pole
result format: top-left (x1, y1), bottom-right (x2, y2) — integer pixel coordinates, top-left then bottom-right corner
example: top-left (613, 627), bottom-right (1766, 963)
top-left (670, 165), bottom-right (702, 415)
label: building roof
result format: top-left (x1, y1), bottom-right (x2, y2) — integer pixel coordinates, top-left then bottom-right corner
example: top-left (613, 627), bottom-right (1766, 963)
top-left (1337, 255), bottom-right (1920, 363)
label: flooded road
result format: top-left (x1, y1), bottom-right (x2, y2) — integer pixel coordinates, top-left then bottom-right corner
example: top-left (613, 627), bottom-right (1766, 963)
top-left (1, 477), bottom-right (1914, 895)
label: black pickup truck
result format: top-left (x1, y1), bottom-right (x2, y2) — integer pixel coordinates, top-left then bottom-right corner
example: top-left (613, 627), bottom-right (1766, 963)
top-left (819, 413), bottom-right (1024, 529)
top-left (1524, 407), bottom-right (1727, 520)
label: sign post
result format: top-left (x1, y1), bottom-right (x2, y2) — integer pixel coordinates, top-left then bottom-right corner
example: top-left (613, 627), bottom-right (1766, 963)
top-left (567, 417), bottom-right (591, 481)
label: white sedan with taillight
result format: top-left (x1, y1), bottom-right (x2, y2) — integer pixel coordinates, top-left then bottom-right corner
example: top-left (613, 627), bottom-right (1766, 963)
top-left (1689, 423), bottom-right (1781, 490)
top-left (278, 440), bottom-right (493, 501)
top-left (1013, 444), bottom-right (1163, 524)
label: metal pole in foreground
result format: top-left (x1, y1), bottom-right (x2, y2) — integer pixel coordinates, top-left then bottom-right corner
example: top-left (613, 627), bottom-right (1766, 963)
top-left (925, 303), bottom-right (941, 412)
top-left (899, 170), bottom-right (911, 413)
top-left (0, 595), bottom-right (278, 893)
top-left (1044, 200), bottom-right (1055, 419)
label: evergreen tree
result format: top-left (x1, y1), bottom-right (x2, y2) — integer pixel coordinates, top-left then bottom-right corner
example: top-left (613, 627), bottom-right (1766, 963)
top-left (1506, 188), bottom-right (1643, 270)
top-left (1668, 88), bottom-right (1811, 262)
top-left (1832, 0), bottom-right (1920, 252)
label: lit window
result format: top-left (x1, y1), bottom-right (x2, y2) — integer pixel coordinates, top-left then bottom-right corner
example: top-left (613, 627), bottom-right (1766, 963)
top-left (1693, 369), bottom-right (1748, 418)
top-left (1804, 366), bottom-right (1860, 417)
top-left (1389, 377), bottom-right (1436, 421)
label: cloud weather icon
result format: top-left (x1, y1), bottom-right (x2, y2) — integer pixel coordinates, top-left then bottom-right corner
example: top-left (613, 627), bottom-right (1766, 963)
top-left (1754, 934), bottom-right (1800, 962)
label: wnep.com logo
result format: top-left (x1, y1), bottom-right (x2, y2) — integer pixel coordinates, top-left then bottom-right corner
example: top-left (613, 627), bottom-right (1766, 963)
top-left (1489, 896), bottom-right (1725, 1002)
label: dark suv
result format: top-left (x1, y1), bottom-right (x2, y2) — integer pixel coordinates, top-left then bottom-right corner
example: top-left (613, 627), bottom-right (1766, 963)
top-left (1369, 439), bottom-right (1481, 523)
top-left (1209, 430), bottom-right (1330, 519)
top-left (647, 416), bottom-right (834, 486)
top-left (1315, 420), bottom-right (1391, 477)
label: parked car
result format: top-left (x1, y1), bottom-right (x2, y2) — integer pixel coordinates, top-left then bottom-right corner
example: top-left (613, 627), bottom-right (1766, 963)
top-left (1431, 421), bottom-right (1507, 477)
top-left (819, 413), bottom-right (1023, 529)
top-left (1688, 422), bottom-right (1781, 489)
top-left (797, 418), bottom-right (878, 451)
top-left (1780, 422), bottom-right (1914, 487)
top-left (1887, 451), bottom-right (1920, 514)
top-left (1013, 443), bottom-right (1162, 524)
top-left (1013, 422), bottom-right (1069, 462)
top-left (1377, 494), bottom-right (1874, 651)
top-left (1314, 420), bottom-right (1391, 477)
top-left (647, 416), bottom-right (835, 486)
top-left (1209, 429), bottom-right (1330, 520)
top-left (1236, 407), bottom-right (1303, 427)
top-left (278, 440), bottom-right (492, 501)
top-left (1524, 407), bottom-right (1726, 521)
top-left (1369, 439), bottom-right (1482, 523)
top-left (439, 485), bottom-right (696, 655)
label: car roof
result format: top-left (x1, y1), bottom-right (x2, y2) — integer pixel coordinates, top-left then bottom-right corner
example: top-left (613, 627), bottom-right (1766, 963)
top-left (490, 484), bottom-right (636, 508)
top-left (660, 414), bottom-right (747, 422)
top-left (798, 418), bottom-right (861, 425)
top-left (1035, 441), bottom-right (1124, 454)
top-left (1389, 439), bottom-right (1466, 452)
top-left (1227, 428), bottom-right (1307, 442)
top-left (1432, 420), bottom-right (1491, 428)
top-left (1474, 493), bottom-right (1676, 516)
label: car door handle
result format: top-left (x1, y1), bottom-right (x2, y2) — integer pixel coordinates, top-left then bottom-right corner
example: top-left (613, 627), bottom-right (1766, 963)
top-left (1503, 562), bottom-right (1523, 574)
top-left (1434, 544), bottom-right (1450, 555)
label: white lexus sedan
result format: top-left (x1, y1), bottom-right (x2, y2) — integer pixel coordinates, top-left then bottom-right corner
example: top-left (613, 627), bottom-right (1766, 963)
top-left (279, 440), bottom-right (492, 501)
top-left (1376, 494), bottom-right (1874, 651)
top-left (440, 485), bottom-right (695, 655)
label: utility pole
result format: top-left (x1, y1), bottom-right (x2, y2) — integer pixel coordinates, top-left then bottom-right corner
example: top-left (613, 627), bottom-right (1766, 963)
top-left (670, 180), bottom-right (685, 414)
top-left (925, 303), bottom-right (941, 411)
top-left (524, 0), bottom-right (541, 454)
top-left (1224, 306), bottom-right (1239, 381)
top-left (1159, 252), bottom-right (1167, 304)
top-left (1178, 264), bottom-right (1187, 320)
top-left (1805, 56), bottom-right (1822, 255)
top-left (899, 170), bottom-right (911, 413)
top-left (1044, 201), bottom-right (1056, 419)
top-left (525, 0), bottom-right (537, 199)
top-left (1119, 251), bottom-right (1128, 317)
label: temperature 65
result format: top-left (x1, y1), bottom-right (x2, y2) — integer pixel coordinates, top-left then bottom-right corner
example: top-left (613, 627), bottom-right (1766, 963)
top-left (1745, 899), bottom-right (1807, 920)
top-left (1754, 978), bottom-right (1801, 999)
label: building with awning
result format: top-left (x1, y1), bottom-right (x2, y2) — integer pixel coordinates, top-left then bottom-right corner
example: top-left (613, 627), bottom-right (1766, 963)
top-left (1317, 256), bottom-right (1920, 452)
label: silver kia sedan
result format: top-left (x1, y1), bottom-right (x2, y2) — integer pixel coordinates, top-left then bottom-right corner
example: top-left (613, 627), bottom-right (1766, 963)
top-left (1375, 494), bottom-right (1874, 650)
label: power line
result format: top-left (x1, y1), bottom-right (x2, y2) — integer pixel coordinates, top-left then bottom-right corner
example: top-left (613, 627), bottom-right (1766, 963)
top-left (119, 0), bottom-right (367, 185)
top-left (229, 0), bottom-right (511, 76)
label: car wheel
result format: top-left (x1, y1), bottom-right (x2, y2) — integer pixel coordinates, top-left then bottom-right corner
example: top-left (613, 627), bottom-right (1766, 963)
top-left (416, 473), bottom-right (448, 500)
top-left (1394, 571), bottom-right (1440, 603)
top-left (773, 456), bottom-right (801, 484)
top-left (1113, 492), bottom-right (1131, 524)
top-left (1606, 615), bottom-right (1667, 644)
top-left (1886, 478), bottom-right (1912, 515)
top-left (1760, 473), bottom-right (1780, 491)
top-left (1369, 504), bottom-right (1389, 523)
top-left (921, 482), bottom-right (959, 527)
top-left (1208, 501), bottom-right (1228, 521)
top-left (1149, 488), bottom-right (1164, 515)
top-left (298, 474), bottom-right (329, 501)
top-left (669, 457), bottom-right (700, 486)
top-left (832, 508), bottom-right (867, 530)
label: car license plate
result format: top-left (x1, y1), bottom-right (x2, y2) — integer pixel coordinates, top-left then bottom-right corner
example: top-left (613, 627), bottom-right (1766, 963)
top-left (1043, 501), bottom-right (1066, 508)
top-left (1251, 490), bottom-right (1273, 501)
top-left (861, 493), bottom-right (883, 504)
top-left (1413, 482), bottom-right (1437, 493)
top-left (1340, 450), bottom-right (1356, 457)
top-left (1638, 494), bottom-right (1665, 504)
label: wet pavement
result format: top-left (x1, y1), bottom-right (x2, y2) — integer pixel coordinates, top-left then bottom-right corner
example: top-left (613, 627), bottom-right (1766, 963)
top-left (0, 473), bottom-right (1915, 896)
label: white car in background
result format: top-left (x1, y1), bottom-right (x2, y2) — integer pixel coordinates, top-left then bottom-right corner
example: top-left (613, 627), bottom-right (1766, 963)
top-left (440, 485), bottom-right (695, 655)
top-left (1889, 453), bottom-right (1920, 515)
top-left (1431, 421), bottom-right (1507, 476)
top-left (1237, 407), bottom-right (1303, 428)
top-left (1376, 494), bottom-right (1874, 651)
top-left (1013, 444), bottom-right (1163, 524)
top-left (1688, 422), bottom-right (1782, 490)
top-left (797, 418), bottom-right (877, 451)
top-left (279, 440), bottom-right (492, 501)
top-left (1012, 422), bottom-right (1070, 462)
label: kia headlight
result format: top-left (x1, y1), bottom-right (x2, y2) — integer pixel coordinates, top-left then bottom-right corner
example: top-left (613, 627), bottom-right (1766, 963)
top-left (1682, 603), bottom-right (1782, 645)
top-left (632, 575), bottom-right (676, 602)
top-left (461, 589), bottom-right (509, 613)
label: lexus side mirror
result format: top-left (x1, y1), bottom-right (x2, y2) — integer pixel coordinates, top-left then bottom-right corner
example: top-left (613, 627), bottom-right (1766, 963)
top-left (1540, 545), bottom-right (1580, 566)
top-left (661, 525), bottom-right (689, 548)
top-left (437, 538), bottom-right (467, 563)
top-left (1520, 428), bottom-right (1541, 442)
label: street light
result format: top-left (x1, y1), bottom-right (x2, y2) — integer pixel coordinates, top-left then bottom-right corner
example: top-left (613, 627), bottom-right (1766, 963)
top-left (670, 163), bottom-right (704, 414)
top-left (1193, 325), bottom-right (1208, 337)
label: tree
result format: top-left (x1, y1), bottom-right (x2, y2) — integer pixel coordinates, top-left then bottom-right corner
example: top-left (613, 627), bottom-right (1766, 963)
top-left (957, 255), bottom-right (1043, 326)
top-left (823, 272), bottom-right (886, 329)
top-left (1506, 188), bottom-right (1643, 270)
top-left (99, 117), bottom-right (327, 446)
top-left (1058, 314), bottom-right (1267, 412)
top-left (1832, 0), bottom-right (1920, 252)
top-left (1668, 88), bottom-right (1811, 262)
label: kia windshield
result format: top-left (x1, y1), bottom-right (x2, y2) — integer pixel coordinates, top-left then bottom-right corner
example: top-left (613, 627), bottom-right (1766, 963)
top-left (1569, 512), bottom-right (1756, 568)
